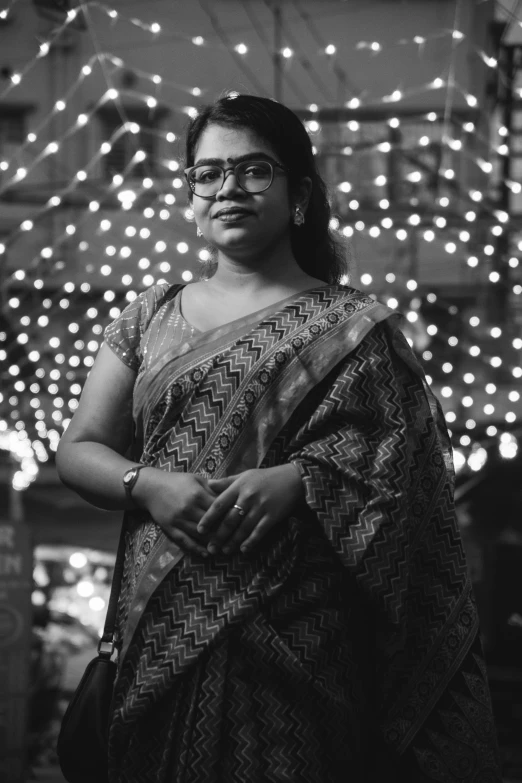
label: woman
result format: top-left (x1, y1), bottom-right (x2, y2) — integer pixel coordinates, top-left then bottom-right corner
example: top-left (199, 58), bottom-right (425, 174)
top-left (56, 94), bottom-right (501, 782)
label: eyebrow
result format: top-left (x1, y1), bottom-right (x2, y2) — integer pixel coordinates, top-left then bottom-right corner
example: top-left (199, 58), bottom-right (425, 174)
top-left (193, 152), bottom-right (281, 166)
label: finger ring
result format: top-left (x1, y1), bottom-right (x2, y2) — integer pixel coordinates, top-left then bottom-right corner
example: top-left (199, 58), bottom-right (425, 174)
top-left (233, 504), bottom-right (246, 516)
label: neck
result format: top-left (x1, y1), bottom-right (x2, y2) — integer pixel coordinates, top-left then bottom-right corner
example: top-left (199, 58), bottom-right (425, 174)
top-left (208, 238), bottom-right (316, 295)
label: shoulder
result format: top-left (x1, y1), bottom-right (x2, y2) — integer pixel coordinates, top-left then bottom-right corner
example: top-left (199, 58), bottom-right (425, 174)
top-left (105, 281), bottom-right (172, 334)
top-left (321, 285), bottom-right (418, 370)
top-left (139, 281), bottom-right (175, 317)
top-left (333, 283), bottom-right (372, 302)
top-left (103, 281), bottom-right (175, 371)
top-left (327, 284), bottom-right (397, 326)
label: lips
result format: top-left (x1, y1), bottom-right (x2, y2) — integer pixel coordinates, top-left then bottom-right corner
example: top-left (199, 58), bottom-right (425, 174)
top-left (213, 207), bottom-right (253, 219)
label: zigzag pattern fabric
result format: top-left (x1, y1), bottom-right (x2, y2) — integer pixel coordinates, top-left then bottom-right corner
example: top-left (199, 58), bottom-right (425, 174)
top-left (107, 286), bottom-right (501, 782)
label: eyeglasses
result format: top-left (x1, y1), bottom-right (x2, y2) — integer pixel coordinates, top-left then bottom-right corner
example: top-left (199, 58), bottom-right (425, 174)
top-left (184, 159), bottom-right (287, 199)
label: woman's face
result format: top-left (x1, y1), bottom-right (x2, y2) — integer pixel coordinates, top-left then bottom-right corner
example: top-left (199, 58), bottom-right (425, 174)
top-left (190, 124), bottom-right (294, 260)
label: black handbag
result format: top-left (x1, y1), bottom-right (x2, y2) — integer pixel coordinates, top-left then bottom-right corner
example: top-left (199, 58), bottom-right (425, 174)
top-left (56, 515), bottom-right (126, 783)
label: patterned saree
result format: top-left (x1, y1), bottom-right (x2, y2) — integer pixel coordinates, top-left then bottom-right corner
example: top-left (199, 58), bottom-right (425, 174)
top-left (106, 283), bottom-right (501, 783)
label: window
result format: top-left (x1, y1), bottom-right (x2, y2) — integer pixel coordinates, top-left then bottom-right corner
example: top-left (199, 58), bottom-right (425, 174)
top-left (0, 103), bottom-right (35, 171)
top-left (32, 0), bottom-right (86, 28)
top-left (0, 104), bottom-right (26, 148)
top-left (95, 105), bottom-right (170, 180)
top-left (312, 112), bottom-right (471, 214)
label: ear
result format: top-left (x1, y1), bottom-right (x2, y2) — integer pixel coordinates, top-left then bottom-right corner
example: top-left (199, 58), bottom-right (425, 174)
top-left (293, 176), bottom-right (312, 214)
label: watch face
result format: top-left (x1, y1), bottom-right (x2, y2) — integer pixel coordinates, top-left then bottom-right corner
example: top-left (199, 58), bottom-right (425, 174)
top-left (123, 469), bottom-right (136, 486)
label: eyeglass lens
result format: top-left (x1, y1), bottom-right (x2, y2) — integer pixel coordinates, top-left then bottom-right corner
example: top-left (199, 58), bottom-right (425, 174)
top-left (189, 161), bottom-right (273, 196)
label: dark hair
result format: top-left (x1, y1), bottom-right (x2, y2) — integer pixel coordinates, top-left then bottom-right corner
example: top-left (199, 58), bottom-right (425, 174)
top-left (184, 94), bottom-right (349, 284)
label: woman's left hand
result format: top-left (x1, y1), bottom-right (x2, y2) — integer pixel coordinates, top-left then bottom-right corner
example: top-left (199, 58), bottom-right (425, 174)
top-left (198, 464), bottom-right (305, 554)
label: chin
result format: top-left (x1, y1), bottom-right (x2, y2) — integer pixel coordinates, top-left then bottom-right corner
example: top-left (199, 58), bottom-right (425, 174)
top-left (213, 229), bottom-right (259, 250)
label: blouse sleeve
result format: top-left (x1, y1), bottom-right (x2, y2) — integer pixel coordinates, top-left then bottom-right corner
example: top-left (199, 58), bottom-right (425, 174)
top-left (103, 282), bottom-right (171, 371)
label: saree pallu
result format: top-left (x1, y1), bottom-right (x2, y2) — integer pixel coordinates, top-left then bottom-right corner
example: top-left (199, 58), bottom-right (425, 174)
top-left (108, 284), bottom-right (501, 783)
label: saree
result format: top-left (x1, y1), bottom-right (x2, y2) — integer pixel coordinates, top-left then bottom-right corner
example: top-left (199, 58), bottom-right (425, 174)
top-left (105, 283), bottom-right (501, 782)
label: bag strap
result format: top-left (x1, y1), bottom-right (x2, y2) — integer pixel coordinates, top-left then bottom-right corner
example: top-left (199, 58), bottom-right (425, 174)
top-left (98, 512), bottom-right (128, 657)
top-left (98, 282), bottom-right (185, 658)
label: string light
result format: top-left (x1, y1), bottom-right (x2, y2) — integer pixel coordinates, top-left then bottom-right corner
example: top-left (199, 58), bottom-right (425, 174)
top-left (2, 6), bottom-right (522, 472)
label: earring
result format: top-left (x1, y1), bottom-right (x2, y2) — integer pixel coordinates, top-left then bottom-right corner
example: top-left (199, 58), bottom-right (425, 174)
top-left (196, 226), bottom-right (203, 237)
top-left (293, 206), bottom-right (305, 227)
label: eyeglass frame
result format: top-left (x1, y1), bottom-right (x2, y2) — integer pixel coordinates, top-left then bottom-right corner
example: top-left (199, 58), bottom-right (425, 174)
top-left (184, 158), bottom-right (288, 200)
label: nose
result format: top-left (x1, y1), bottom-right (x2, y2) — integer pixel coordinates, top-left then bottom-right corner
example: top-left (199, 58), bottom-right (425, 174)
top-left (215, 169), bottom-right (245, 199)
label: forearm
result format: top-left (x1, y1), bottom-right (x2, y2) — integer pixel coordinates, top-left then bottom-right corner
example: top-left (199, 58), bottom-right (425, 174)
top-left (55, 440), bottom-right (154, 511)
top-left (267, 463), bottom-right (306, 510)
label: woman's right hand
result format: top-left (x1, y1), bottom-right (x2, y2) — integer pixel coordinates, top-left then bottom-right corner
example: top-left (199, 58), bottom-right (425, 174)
top-left (133, 468), bottom-right (216, 557)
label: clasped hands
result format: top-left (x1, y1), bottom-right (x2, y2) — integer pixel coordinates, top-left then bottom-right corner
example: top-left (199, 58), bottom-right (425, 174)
top-left (142, 464), bottom-right (304, 557)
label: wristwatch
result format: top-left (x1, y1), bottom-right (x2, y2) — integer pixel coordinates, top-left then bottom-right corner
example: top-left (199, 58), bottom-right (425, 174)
top-left (122, 464), bottom-right (147, 504)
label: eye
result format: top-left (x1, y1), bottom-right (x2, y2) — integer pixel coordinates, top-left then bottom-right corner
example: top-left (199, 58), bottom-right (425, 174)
top-left (242, 163), bottom-right (271, 178)
top-left (193, 166), bottom-right (221, 183)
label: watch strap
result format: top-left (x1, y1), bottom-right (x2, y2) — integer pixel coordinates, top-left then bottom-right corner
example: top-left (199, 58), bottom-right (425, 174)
top-left (123, 464), bottom-right (147, 499)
